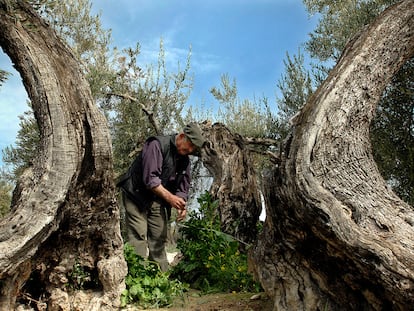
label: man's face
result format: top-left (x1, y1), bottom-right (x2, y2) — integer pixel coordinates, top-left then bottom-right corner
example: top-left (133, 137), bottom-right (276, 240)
top-left (176, 133), bottom-right (197, 155)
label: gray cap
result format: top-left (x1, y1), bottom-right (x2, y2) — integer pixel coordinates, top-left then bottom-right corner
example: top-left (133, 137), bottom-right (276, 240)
top-left (183, 123), bottom-right (207, 149)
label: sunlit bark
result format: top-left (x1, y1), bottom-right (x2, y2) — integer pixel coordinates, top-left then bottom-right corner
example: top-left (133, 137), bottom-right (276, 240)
top-left (0, 1), bottom-right (126, 310)
top-left (250, 1), bottom-right (414, 310)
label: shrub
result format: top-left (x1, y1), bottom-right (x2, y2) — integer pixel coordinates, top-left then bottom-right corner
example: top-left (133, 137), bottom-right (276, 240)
top-left (171, 191), bottom-right (262, 293)
top-left (121, 243), bottom-right (188, 308)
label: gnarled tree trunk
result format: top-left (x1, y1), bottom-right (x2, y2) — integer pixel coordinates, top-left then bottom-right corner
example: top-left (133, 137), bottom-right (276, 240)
top-left (0, 1), bottom-right (126, 310)
top-left (200, 122), bottom-right (262, 245)
top-left (250, 1), bottom-right (414, 310)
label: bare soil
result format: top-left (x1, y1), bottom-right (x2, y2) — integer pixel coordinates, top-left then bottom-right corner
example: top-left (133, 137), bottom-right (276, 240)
top-left (126, 290), bottom-right (273, 311)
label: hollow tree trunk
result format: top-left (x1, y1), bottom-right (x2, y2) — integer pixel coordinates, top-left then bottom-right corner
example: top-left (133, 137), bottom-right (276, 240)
top-left (200, 122), bottom-right (262, 245)
top-left (250, 1), bottom-right (414, 310)
top-left (0, 1), bottom-right (126, 310)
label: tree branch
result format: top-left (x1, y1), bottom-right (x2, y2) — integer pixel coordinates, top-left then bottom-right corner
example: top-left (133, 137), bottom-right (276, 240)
top-left (243, 136), bottom-right (278, 146)
top-left (243, 137), bottom-right (281, 163)
top-left (107, 92), bottom-right (161, 134)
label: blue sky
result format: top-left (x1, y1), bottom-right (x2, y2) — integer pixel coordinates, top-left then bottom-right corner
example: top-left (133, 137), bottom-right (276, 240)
top-left (0, 0), bottom-right (317, 165)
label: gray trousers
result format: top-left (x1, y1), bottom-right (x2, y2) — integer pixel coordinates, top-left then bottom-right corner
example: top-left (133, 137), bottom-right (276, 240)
top-left (121, 191), bottom-right (169, 272)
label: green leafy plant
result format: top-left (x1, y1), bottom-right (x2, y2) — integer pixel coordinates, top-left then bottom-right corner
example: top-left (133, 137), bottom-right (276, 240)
top-left (68, 261), bottom-right (93, 290)
top-left (172, 191), bottom-right (262, 293)
top-left (121, 243), bottom-right (188, 308)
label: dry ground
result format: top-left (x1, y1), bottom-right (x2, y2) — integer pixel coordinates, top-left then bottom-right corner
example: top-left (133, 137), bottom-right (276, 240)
top-left (125, 290), bottom-right (273, 311)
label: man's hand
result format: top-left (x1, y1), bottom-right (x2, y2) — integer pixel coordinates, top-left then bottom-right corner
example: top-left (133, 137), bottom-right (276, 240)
top-left (168, 194), bottom-right (186, 210)
top-left (176, 208), bottom-right (187, 222)
top-left (151, 184), bottom-right (186, 210)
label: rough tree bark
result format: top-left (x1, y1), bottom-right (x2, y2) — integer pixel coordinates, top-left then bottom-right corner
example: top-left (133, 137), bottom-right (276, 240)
top-left (0, 1), bottom-right (126, 310)
top-left (200, 122), bottom-right (262, 245)
top-left (249, 1), bottom-right (414, 310)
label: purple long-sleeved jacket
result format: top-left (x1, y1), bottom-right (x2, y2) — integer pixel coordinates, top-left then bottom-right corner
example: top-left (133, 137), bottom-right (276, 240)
top-left (141, 138), bottom-right (191, 201)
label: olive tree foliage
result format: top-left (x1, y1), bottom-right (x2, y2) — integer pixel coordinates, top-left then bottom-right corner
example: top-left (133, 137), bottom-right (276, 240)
top-left (0, 68), bottom-right (9, 85)
top-left (107, 40), bottom-right (193, 175)
top-left (0, 59), bottom-right (12, 216)
top-left (1, 0), bottom-right (194, 181)
top-left (211, 74), bottom-right (277, 140)
top-left (1, 107), bottom-right (39, 216)
top-left (303, 0), bottom-right (399, 83)
top-left (275, 49), bottom-right (314, 142)
top-left (304, 0), bottom-right (399, 63)
top-left (370, 58), bottom-right (414, 205)
top-left (277, 0), bottom-right (413, 204)
top-left (2, 108), bottom-right (39, 179)
top-left (0, 170), bottom-right (12, 217)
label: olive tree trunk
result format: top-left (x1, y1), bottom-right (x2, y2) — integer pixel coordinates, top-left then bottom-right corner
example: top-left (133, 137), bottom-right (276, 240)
top-left (0, 1), bottom-right (126, 310)
top-left (250, 1), bottom-right (414, 310)
top-left (199, 122), bottom-right (262, 245)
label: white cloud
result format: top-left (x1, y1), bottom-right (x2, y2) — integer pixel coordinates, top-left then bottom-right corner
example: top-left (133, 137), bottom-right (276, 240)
top-left (191, 51), bottom-right (221, 74)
